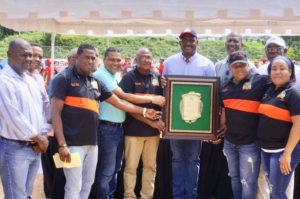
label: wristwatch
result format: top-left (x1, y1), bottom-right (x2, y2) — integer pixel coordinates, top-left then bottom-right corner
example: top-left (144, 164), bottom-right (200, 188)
top-left (59, 143), bottom-right (68, 148)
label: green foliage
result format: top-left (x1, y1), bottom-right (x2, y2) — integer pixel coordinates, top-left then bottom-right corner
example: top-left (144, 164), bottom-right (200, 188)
top-left (0, 31), bottom-right (300, 62)
top-left (0, 26), bottom-right (17, 40)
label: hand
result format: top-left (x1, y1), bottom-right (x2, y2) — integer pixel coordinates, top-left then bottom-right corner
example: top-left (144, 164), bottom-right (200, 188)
top-left (203, 138), bottom-right (223, 145)
top-left (151, 96), bottom-right (166, 107)
top-left (32, 135), bottom-right (49, 153)
top-left (279, 152), bottom-right (292, 175)
top-left (58, 146), bottom-right (71, 163)
top-left (145, 109), bottom-right (162, 120)
top-left (217, 124), bottom-right (227, 139)
top-left (161, 76), bottom-right (167, 88)
top-left (149, 120), bottom-right (165, 131)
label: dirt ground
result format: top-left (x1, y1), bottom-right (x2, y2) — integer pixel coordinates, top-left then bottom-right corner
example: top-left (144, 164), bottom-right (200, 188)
top-left (0, 174), bottom-right (46, 199)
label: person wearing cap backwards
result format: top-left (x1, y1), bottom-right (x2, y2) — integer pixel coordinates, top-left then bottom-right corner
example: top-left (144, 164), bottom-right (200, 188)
top-left (162, 28), bottom-right (215, 199)
top-left (220, 51), bottom-right (270, 199)
top-left (257, 55), bottom-right (300, 199)
top-left (257, 36), bottom-right (299, 199)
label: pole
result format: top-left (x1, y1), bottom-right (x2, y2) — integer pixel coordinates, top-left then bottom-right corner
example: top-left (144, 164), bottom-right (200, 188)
top-left (50, 32), bottom-right (56, 78)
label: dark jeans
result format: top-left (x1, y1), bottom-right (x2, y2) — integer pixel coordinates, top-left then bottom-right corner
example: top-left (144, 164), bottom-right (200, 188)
top-left (170, 139), bottom-right (202, 199)
top-left (261, 143), bottom-right (300, 199)
top-left (95, 124), bottom-right (124, 199)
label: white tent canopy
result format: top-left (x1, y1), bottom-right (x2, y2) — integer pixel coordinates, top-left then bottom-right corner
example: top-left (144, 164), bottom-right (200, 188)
top-left (0, 0), bottom-right (300, 37)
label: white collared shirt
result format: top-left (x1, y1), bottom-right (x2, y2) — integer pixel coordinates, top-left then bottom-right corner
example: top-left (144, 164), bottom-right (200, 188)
top-left (0, 65), bottom-right (50, 140)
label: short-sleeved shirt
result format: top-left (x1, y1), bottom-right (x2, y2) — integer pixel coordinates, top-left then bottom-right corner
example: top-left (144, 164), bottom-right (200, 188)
top-left (163, 53), bottom-right (215, 76)
top-left (51, 66), bottom-right (112, 146)
top-left (257, 82), bottom-right (300, 149)
top-left (222, 74), bottom-right (269, 145)
top-left (119, 68), bottom-right (163, 137)
top-left (93, 66), bottom-right (125, 123)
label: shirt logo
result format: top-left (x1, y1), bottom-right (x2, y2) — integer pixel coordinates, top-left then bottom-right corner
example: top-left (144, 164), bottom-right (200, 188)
top-left (91, 80), bottom-right (98, 90)
top-left (71, 82), bottom-right (80, 87)
top-left (242, 82), bottom-right (252, 90)
top-left (221, 87), bottom-right (229, 93)
top-left (152, 78), bottom-right (159, 86)
top-left (277, 90), bottom-right (286, 100)
top-left (134, 82), bottom-right (142, 86)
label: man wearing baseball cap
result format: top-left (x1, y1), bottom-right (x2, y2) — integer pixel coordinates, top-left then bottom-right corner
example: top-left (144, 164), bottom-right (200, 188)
top-left (162, 28), bottom-right (216, 199)
top-left (257, 36), bottom-right (287, 75)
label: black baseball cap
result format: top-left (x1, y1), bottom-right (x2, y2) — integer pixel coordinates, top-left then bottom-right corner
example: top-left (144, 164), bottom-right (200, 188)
top-left (228, 51), bottom-right (248, 67)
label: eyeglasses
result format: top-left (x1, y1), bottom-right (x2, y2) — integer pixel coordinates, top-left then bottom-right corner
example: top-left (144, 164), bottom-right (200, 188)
top-left (266, 47), bottom-right (283, 53)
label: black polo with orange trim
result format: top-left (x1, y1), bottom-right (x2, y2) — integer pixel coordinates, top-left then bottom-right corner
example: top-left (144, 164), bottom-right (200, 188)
top-left (221, 74), bottom-right (269, 145)
top-left (119, 68), bottom-right (163, 137)
top-left (257, 83), bottom-right (300, 149)
top-left (51, 66), bottom-right (112, 146)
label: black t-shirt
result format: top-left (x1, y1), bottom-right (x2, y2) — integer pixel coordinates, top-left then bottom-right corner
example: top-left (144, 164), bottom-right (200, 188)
top-left (51, 66), bottom-right (112, 146)
top-left (221, 74), bottom-right (269, 145)
top-left (119, 68), bottom-right (163, 136)
top-left (257, 82), bottom-right (300, 149)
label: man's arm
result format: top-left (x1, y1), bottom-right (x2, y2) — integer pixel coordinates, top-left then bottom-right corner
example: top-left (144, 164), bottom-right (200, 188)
top-left (113, 87), bottom-right (165, 107)
top-left (105, 94), bottom-right (160, 120)
top-left (51, 96), bottom-right (71, 162)
top-left (130, 113), bottom-right (165, 131)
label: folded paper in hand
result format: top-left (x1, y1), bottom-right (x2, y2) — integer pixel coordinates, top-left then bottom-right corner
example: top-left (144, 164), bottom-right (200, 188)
top-left (53, 153), bottom-right (81, 168)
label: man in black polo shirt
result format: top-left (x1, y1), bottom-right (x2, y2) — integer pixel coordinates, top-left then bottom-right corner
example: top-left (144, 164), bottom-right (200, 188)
top-left (119, 48), bottom-right (165, 199)
top-left (51, 44), bottom-right (159, 199)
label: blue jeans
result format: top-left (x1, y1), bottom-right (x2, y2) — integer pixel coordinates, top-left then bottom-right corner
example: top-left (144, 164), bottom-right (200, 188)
top-left (95, 124), bottom-right (124, 199)
top-left (64, 145), bottom-right (98, 199)
top-left (261, 143), bottom-right (300, 199)
top-left (170, 139), bottom-right (201, 199)
top-left (223, 139), bottom-right (260, 199)
top-left (0, 138), bottom-right (40, 199)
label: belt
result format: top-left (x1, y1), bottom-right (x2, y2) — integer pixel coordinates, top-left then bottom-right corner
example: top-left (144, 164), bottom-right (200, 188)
top-left (99, 120), bottom-right (123, 128)
top-left (0, 136), bottom-right (35, 147)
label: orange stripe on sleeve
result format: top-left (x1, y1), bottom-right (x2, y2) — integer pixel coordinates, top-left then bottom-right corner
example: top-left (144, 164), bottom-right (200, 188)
top-left (258, 104), bottom-right (291, 122)
top-left (223, 99), bottom-right (261, 114)
top-left (64, 96), bottom-right (99, 114)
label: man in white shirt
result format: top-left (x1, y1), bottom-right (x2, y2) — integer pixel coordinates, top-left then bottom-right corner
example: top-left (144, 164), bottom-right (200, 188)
top-left (0, 38), bottom-right (50, 199)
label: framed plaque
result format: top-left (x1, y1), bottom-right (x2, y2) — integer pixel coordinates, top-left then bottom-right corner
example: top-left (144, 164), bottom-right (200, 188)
top-left (163, 76), bottom-right (220, 140)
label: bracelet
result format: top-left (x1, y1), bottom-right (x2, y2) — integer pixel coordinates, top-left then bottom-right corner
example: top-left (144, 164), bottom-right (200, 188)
top-left (59, 143), bottom-right (68, 148)
top-left (142, 108), bottom-right (147, 118)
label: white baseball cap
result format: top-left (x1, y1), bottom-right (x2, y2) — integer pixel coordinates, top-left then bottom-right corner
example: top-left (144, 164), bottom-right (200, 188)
top-left (265, 36), bottom-right (286, 49)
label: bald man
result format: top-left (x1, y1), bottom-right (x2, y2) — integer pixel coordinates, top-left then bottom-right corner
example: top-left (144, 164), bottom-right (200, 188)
top-left (0, 38), bottom-right (50, 199)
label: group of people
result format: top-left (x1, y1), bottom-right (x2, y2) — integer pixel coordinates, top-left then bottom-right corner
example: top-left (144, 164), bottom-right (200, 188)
top-left (0, 28), bottom-right (299, 199)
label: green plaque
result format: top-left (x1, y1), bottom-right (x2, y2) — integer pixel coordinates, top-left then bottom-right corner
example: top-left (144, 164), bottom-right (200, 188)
top-left (163, 76), bottom-right (220, 140)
